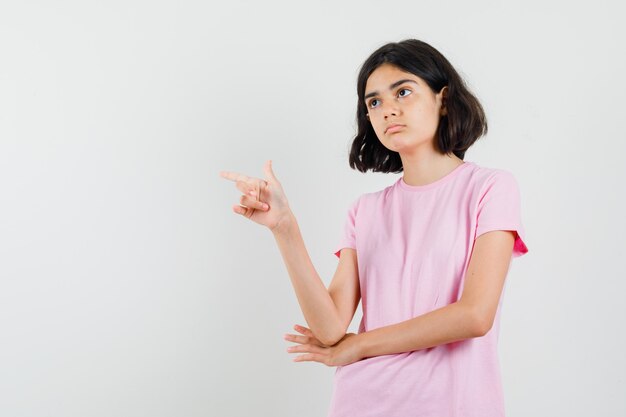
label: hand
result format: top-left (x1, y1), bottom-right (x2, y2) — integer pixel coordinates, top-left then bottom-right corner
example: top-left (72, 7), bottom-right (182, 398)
top-left (283, 324), bottom-right (362, 367)
top-left (219, 160), bottom-right (292, 232)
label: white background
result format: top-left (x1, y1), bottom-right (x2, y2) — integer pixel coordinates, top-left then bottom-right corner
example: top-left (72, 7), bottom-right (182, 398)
top-left (1, 1), bottom-right (625, 416)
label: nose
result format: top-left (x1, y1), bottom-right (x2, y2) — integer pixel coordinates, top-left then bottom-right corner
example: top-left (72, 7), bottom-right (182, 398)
top-left (382, 99), bottom-right (400, 119)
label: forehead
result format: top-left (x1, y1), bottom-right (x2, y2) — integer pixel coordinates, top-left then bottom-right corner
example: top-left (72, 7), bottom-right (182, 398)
top-left (365, 64), bottom-right (422, 89)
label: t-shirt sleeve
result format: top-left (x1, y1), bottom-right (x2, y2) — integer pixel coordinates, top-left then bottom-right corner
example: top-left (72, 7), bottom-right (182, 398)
top-left (333, 196), bottom-right (360, 259)
top-left (475, 170), bottom-right (529, 258)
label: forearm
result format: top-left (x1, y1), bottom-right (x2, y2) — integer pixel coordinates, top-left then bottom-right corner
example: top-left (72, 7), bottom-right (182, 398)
top-left (357, 301), bottom-right (483, 359)
top-left (272, 212), bottom-right (343, 345)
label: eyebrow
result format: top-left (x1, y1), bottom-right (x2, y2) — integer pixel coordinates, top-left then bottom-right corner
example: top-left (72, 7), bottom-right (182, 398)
top-left (364, 79), bottom-right (419, 100)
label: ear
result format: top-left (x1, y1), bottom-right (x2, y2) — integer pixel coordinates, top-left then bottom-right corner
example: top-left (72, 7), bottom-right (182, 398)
top-left (438, 85), bottom-right (448, 101)
top-left (439, 86), bottom-right (448, 115)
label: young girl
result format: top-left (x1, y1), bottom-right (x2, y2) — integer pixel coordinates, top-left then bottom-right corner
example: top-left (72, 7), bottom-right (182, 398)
top-left (220, 38), bottom-right (529, 417)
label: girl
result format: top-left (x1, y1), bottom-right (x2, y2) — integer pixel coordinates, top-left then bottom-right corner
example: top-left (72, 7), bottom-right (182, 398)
top-left (220, 39), bottom-right (529, 417)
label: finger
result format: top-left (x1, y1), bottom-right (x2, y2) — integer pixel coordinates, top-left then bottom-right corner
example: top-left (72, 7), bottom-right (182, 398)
top-left (294, 325), bottom-right (323, 341)
top-left (287, 343), bottom-right (326, 355)
top-left (236, 179), bottom-right (261, 197)
top-left (240, 195), bottom-right (268, 211)
top-left (219, 171), bottom-right (251, 183)
top-left (220, 170), bottom-right (267, 197)
top-left (293, 326), bottom-right (326, 346)
top-left (294, 324), bottom-right (313, 336)
top-left (232, 204), bottom-right (254, 218)
top-left (263, 160), bottom-right (278, 183)
top-left (284, 334), bottom-right (309, 345)
top-left (221, 171), bottom-right (261, 198)
top-left (293, 353), bottom-right (325, 363)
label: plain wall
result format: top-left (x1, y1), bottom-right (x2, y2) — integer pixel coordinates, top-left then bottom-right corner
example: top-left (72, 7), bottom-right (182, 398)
top-left (1, 1), bottom-right (625, 416)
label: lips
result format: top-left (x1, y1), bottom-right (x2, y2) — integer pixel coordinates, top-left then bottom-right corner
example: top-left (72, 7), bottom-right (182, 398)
top-left (385, 124), bottom-right (405, 133)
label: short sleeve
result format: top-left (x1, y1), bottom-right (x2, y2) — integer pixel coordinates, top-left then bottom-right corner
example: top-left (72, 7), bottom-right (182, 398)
top-left (333, 196), bottom-right (360, 259)
top-left (475, 170), bottom-right (529, 258)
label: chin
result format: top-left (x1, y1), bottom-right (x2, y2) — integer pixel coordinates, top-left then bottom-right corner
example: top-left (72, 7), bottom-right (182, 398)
top-left (387, 134), bottom-right (414, 148)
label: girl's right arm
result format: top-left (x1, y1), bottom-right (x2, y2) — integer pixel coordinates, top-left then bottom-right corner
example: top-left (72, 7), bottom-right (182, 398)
top-left (220, 160), bottom-right (344, 346)
top-left (271, 212), bottom-right (345, 347)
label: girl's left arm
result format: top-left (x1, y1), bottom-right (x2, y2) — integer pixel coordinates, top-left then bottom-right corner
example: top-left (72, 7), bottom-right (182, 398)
top-left (286, 230), bottom-right (515, 365)
top-left (357, 230), bottom-right (515, 359)
top-left (357, 300), bottom-right (479, 359)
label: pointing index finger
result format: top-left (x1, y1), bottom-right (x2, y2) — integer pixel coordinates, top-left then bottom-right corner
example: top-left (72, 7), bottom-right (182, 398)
top-left (219, 171), bottom-right (249, 183)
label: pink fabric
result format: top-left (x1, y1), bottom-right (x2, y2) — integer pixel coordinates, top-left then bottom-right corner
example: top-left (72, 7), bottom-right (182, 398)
top-left (329, 161), bottom-right (529, 417)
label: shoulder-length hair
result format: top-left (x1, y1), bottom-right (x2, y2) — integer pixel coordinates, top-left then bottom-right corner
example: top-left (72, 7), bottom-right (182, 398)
top-left (349, 39), bottom-right (488, 173)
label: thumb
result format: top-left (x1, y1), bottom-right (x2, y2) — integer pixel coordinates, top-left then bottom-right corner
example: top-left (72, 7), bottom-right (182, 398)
top-left (263, 159), bottom-right (279, 183)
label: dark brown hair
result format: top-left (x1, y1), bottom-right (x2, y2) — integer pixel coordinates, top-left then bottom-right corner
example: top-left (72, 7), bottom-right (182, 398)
top-left (349, 39), bottom-right (488, 173)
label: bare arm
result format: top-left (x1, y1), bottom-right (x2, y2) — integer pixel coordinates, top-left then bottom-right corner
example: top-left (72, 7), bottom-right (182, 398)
top-left (357, 301), bottom-right (481, 358)
top-left (272, 212), bottom-right (344, 346)
top-left (219, 161), bottom-right (348, 347)
top-left (356, 230), bottom-right (515, 359)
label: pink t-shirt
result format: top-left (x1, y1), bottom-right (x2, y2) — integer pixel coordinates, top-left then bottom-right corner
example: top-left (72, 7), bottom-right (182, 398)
top-left (329, 161), bottom-right (529, 417)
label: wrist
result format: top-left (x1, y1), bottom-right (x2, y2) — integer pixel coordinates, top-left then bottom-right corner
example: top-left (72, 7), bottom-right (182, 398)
top-left (350, 332), bottom-right (367, 361)
top-left (353, 332), bottom-right (368, 361)
top-left (270, 211), bottom-right (296, 235)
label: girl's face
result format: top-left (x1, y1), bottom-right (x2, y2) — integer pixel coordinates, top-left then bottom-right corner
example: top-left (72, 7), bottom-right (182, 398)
top-left (364, 63), bottom-right (447, 154)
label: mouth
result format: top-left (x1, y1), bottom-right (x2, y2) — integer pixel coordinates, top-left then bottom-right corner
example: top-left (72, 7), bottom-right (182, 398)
top-left (385, 124), bottom-right (405, 134)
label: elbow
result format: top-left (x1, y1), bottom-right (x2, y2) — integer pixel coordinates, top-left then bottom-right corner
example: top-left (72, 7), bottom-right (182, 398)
top-left (474, 320), bottom-right (491, 337)
top-left (472, 314), bottom-right (494, 337)
top-left (462, 303), bottom-right (492, 337)
top-left (319, 335), bottom-right (339, 347)
top-left (319, 326), bottom-right (348, 347)
top-left (321, 332), bottom-right (345, 347)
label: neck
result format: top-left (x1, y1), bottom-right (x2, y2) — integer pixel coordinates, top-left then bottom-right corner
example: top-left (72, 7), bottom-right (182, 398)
top-left (399, 146), bottom-right (464, 186)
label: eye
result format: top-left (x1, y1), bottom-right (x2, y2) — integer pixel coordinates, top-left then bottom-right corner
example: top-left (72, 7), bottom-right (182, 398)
top-left (367, 99), bottom-right (379, 109)
top-left (398, 88), bottom-right (412, 98)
